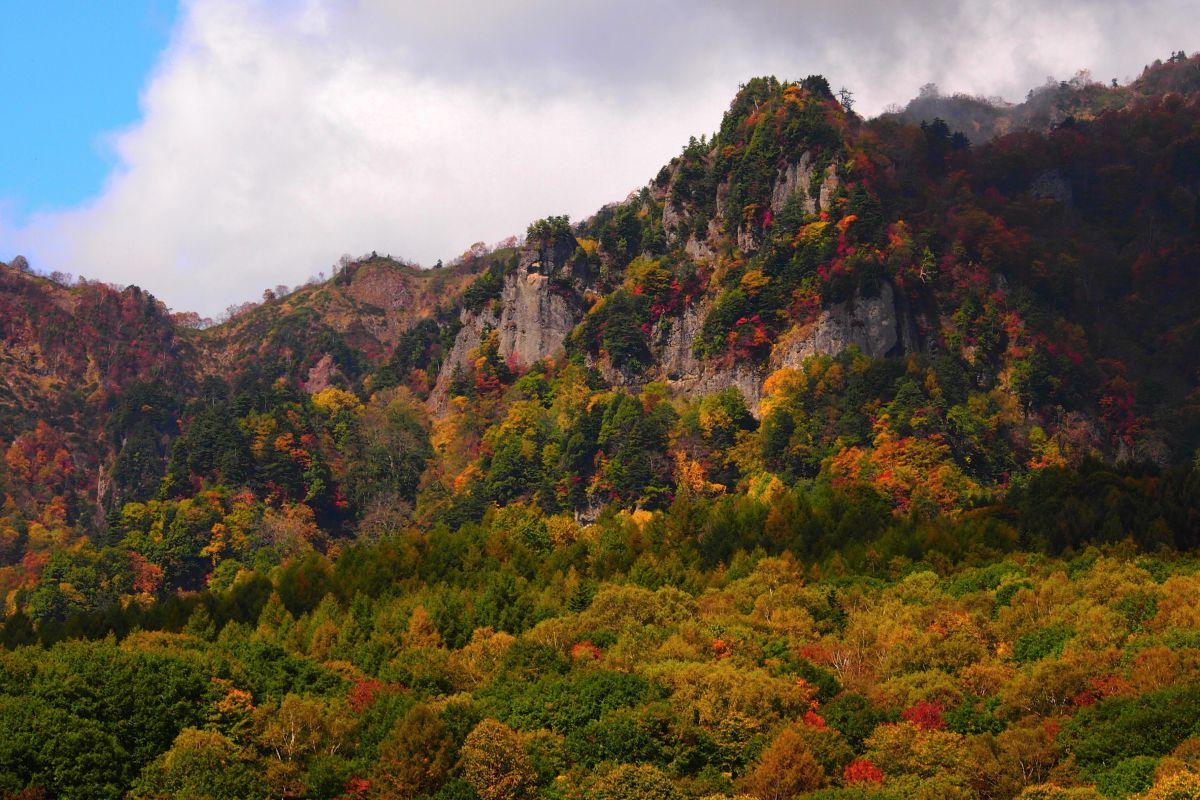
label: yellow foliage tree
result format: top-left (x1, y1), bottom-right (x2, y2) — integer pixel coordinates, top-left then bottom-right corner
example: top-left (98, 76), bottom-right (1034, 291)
top-left (461, 719), bottom-right (537, 800)
top-left (310, 386), bottom-right (363, 416)
top-left (1136, 771), bottom-right (1200, 800)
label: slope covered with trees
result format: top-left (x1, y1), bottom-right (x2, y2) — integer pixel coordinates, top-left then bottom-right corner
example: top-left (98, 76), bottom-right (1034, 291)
top-left (2, 51), bottom-right (1200, 799)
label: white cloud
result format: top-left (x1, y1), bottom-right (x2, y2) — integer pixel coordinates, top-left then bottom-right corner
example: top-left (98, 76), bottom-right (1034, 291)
top-left (5, 1), bottom-right (735, 316)
top-left (1, 0), bottom-right (1193, 316)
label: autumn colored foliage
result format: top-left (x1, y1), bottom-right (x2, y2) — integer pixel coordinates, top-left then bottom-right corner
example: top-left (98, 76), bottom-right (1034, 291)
top-left (1, 52), bottom-right (1200, 800)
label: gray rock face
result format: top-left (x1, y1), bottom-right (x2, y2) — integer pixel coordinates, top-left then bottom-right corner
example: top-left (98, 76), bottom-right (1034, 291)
top-left (662, 201), bottom-right (685, 241)
top-left (741, 156), bottom-right (841, 253)
top-left (428, 306), bottom-right (497, 414)
top-left (715, 180), bottom-right (729, 222)
top-left (673, 362), bottom-right (765, 411)
top-left (429, 235), bottom-right (581, 412)
top-left (644, 282), bottom-right (912, 417)
top-left (737, 224), bottom-right (758, 253)
top-left (495, 269), bottom-right (579, 368)
top-left (658, 301), bottom-right (708, 381)
top-left (684, 221), bottom-right (720, 261)
top-left (771, 282), bottom-right (904, 369)
top-left (520, 232), bottom-right (576, 275)
top-left (817, 162), bottom-right (840, 212)
top-left (661, 147), bottom-right (841, 259)
top-left (428, 162), bottom-right (889, 417)
top-left (770, 152), bottom-right (816, 215)
top-left (770, 153), bottom-right (841, 217)
top-left (654, 301), bottom-right (764, 412)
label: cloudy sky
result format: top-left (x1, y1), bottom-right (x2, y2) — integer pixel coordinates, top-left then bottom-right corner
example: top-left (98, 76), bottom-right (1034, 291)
top-left (0, 1), bottom-right (1194, 317)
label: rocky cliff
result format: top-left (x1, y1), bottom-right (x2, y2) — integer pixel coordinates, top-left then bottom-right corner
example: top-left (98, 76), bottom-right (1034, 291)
top-left (646, 281), bottom-right (917, 416)
top-left (429, 230), bottom-right (584, 411)
top-left (428, 140), bottom-right (920, 416)
top-left (771, 282), bottom-right (915, 369)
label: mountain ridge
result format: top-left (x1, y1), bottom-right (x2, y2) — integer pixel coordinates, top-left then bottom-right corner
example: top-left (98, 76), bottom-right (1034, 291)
top-left (1, 54), bottom-right (1199, 606)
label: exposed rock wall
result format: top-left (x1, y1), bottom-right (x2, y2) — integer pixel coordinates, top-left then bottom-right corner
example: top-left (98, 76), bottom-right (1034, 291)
top-left (430, 162), bottom-right (900, 417)
top-left (745, 154), bottom-right (840, 252)
top-left (671, 361), bottom-right (766, 411)
top-left (495, 269), bottom-right (580, 368)
top-left (769, 155), bottom-right (840, 217)
top-left (651, 282), bottom-right (914, 416)
top-left (770, 282), bottom-right (907, 370)
top-left (657, 301), bottom-right (708, 382)
top-left (770, 152), bottom-right (818, 215)
top-left (430, 235), bottom-right (582, 412)
top-left (656, 300), bottom-right (760, 406)
top-left (428, 306), bottom-right (496, 414)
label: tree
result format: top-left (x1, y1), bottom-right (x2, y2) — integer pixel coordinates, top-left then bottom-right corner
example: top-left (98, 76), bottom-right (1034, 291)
top-left (0, 696), bottom-right (126, 800)
top-left (1136, 770), bottom-right (1200, 799)
top-left (347, 390), bottom-right (432, 509)
top-left (801, 75), bottom-right (833, 99)
top-left (0, 610), bottom-right (36, 648)
top-left (837, 87), bottom-right (855, 113)
top-left (739, 726), bottom-right (826, 799)
top-left (843, 759), bottom-right (884, 785)
top-left (590, 764), bottom-right (683, 800)
top-left (130, 728), bottom-right (261, 800)
top-left (372, 704), bottom-right (455, 798)
top-left (461, 719), bottom-right (536, 800)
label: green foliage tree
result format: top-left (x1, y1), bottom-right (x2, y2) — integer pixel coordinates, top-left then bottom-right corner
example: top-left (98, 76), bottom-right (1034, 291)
top-left (130, 728), bottom-right (262, 800)
top-left (589, 764), bottom-right (683, 800)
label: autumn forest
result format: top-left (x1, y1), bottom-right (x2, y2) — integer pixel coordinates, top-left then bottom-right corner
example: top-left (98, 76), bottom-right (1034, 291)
top-left (3, 53), bottom-right (1200, 800)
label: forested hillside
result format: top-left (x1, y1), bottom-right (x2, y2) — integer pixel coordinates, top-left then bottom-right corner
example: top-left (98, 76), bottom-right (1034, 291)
top-left (2, 52), bottom-right (1200, 800)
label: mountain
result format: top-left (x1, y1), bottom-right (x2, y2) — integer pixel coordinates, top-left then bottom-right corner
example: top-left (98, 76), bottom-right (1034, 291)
top-left (885, 50), bottom-right (1200, 142)
top-left (2, 54), bottom-right (1200, 608)
top-left (5, 51), bottom-right (1200, 800)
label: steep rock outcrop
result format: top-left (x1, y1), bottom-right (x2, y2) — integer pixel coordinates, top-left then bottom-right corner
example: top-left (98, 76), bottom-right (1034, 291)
top-left (684, 221), bottom-right (721, 261)
top-left (430, 233), bottom-right (582, 411)
top-left (661, 201), bottom-right (685, 238)
top-left (495, 269), bottom-right (580, 368)
top-left (658, 301), bottom-right (708, 382)
top-left (647, 282), bottom-right (915, 416)
top-left (672, 361), bottom-right (766, 411)
top-left (652, 301), bottom-right (767, 410)
top-left (771, 282), bottom-right (911, 369)
top-left (770, 152), bottom-right (819, 215)
top-left (774, 155), bottom-right (841, 216)
top-left (428, 306), bottom-right (497, 413)
top-left (743, 155), bottom-right (840, 252)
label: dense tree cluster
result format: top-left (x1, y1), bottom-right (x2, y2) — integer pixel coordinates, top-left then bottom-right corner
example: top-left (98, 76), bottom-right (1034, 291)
top-left (4, 515), bottom-right (1200, 798)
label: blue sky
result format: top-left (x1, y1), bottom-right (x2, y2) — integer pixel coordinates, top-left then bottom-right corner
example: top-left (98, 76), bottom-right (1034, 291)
top-left (0, 1), bottom-right (177, 222)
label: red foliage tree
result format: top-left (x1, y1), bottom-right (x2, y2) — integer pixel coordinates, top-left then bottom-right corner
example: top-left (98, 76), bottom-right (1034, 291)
top-left (901, 701), bottom-right (947, 731)
top-left (843, 758), bottom-right (884, 785)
